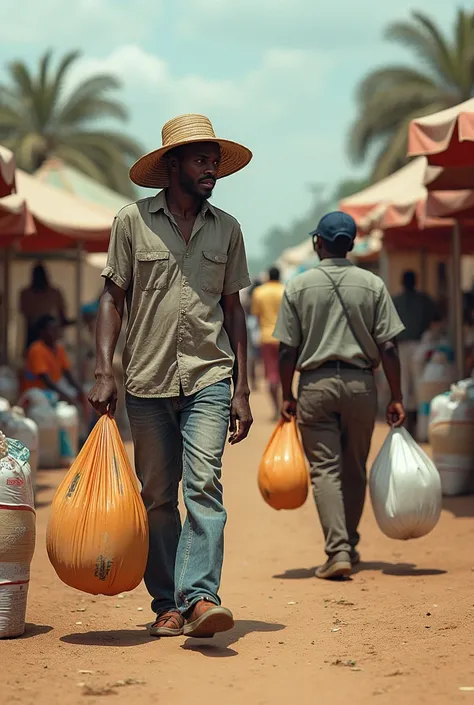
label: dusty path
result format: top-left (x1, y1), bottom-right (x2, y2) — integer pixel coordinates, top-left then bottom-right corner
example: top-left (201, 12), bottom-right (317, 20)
top-left (2, 389), bottom-right (474, 705)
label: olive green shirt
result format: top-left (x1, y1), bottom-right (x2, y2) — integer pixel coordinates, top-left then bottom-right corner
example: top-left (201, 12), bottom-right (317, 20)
top-left (102, 190), bottom-right (251, 398)
top-left (273, 259), bottom-right (405, 370)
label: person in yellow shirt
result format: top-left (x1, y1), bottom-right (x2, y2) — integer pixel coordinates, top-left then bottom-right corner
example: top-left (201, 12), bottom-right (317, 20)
top-left (251, 267), bottom-right (285, 419)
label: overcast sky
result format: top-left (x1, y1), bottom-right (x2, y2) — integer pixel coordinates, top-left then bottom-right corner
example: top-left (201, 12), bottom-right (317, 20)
top-left (0, 1), bottom-right (468, 256)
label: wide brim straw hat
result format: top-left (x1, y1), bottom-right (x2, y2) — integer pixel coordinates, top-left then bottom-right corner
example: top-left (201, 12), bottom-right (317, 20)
top-left (130, 114), bottom-right (253, 189)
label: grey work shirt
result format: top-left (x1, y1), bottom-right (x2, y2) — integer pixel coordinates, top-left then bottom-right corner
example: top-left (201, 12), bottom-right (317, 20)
top-left (102, 190), bottom-right (251, 398)
top-left (273, 259), bottom-right (405, 370)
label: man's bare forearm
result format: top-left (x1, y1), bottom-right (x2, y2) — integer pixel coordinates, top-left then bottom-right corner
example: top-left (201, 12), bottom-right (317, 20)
top-left (279, 343), bottom-right (298, 401)
top-left (95, 282), bottom-right (125, 378)
top-left (380, 339), bottom-right (402, 401)
top-left (222, 294), bottom-right (250, 395)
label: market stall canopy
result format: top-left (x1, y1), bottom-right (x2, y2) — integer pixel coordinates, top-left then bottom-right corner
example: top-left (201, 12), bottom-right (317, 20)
top-left (35, 159), bottom-right (130, 214)
top-left (0, 169), bottom-right (114, 252)
top-left (424, 165), bottom-right (474, 191)
top-left (350, 231), bottom-right (382, 263)
top-left (0, 193), bottom-right (35, 247)
top-left (340, 158), bottom-right (427, 226)
top-left (408, 99), bottom-right (474, 167)
top-left (0, 145), bottom-right (16, 197)
top-left (426, 188), bottom-right (474, 221)
top-left (276, 238), bottom-right (318, 281)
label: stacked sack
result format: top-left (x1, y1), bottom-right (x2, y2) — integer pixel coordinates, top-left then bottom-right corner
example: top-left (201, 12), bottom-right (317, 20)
top-left (20, 390), bottom-right (60, 469)
top-left (0, 402), bottom-right (39, 494)
top-left (417, 349), bottom-right (456, 443)
top-left (429, 379), bottom-right (474, 496)
top-left (0, 367), bottom-right (18, 406)
top-left (0, 433), bottom-right (36, 638)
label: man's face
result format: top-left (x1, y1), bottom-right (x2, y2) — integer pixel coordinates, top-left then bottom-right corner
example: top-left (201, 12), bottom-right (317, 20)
top-left (172, 142), bottom-right (221, 199)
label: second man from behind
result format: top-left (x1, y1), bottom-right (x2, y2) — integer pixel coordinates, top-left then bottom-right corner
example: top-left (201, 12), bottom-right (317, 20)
top-left (274, 212), bottom-right (406, 580)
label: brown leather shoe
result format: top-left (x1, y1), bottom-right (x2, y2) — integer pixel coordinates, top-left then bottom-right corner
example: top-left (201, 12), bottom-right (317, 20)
top-left (183, 600), bottom-right (234, 638)
top-left (150, 609), bottom-right (184, 637)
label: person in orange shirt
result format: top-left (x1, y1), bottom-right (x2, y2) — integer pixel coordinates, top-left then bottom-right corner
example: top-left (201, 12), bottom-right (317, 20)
top-left (251, 267), bottom-right (285, 419)
top-left (23, 314), bottom-right (86, 409)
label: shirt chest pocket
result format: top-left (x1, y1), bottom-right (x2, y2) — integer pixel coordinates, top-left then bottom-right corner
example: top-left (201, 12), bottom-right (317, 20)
top-left (136, 251), bottom-right (170, 291)
top-left (200, 250), bottom-right (228, 295)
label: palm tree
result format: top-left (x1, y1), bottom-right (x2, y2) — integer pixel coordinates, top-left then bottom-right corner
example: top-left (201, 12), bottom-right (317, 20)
top-left (0, 50), bottom-right (144, 198)
top-left (349, 9), bottom-right (474, 182)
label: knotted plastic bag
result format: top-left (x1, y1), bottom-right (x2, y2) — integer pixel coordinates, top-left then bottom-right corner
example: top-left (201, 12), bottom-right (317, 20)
top-left (369, 427), bottom-right (442, 540)
top-left (47, 415), bottom-right (148, 595)
top-left (258, 418), bottom-right (308, 510)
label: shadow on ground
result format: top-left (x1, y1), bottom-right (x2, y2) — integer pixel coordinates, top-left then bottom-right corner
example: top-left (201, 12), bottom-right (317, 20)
top-left (61, 629), bottom-right (155, 647)
top-left (274, 563), bottom-right (446, 580)
top-left (14, 624), bottom-right (54, 639)
top-left (442, 495), bottom-right (474, 519)
top-left (181, 619), bottom-right (286, 658)
top-left (60, 619), bottom-right (285, 654)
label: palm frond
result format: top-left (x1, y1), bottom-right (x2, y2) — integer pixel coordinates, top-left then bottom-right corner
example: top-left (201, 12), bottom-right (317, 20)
top-left (52, 144), bottom-right (110, 184)
top-left (15, 133), bottom-right (48, 172)
top-left (386, 12), bottom-right (455, 88)
top-left (56, 97), bottom-right (128, 128)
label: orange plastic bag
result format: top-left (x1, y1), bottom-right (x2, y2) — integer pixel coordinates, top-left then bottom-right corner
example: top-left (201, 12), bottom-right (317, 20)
top-left (46, 415), bottom-right (148, 596)
top-left (258, 418), bottom-right (308, 510)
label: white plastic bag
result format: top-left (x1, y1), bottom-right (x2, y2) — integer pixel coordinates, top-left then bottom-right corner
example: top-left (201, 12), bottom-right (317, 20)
top-left (369, 427), bottom-right (442, 540)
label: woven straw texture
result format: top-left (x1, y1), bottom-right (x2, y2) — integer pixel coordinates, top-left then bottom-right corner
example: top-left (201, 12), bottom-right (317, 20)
top-left (129, 114), bottom-right (252, 188)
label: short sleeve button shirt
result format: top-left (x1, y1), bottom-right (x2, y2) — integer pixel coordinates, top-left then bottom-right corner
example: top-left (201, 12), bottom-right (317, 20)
top-left (102, 190), bottom-right (251, 398)
top-left (273, 259), bottom-right (405, 370)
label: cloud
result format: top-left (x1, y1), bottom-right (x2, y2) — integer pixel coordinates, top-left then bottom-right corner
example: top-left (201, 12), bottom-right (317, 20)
top-left (178, 0), bottom-right (457, 50)
top-left (69, 44), bottom-right (331, 124)
top-left (0, 0), bottom-right (162, 47)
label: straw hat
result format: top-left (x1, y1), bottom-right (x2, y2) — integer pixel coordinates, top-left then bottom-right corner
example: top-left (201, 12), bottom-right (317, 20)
top-left (130, 114), bottom-right (252, 188)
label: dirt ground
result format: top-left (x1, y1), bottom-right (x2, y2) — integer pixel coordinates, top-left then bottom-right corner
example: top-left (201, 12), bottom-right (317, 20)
top-left (2, 389), bottom-right (474, 705)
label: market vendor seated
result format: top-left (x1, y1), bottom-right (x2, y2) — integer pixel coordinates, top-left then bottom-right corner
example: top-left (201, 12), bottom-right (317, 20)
top-left (23, 314), bottom-right (86, 410)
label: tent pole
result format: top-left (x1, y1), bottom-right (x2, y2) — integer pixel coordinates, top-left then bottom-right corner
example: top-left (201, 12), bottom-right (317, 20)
top-left (75, 242), bottom-right (84, 385)
top-left (420, 248), bottom-right (427, 291)
top-left (452, 221), bottom-right (464, 380)
top-left (1, 246), bottom-right (11, 366)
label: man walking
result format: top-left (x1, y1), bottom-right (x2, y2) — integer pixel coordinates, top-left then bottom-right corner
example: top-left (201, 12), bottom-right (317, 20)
top-left (274, 212), bottom-right (406, 579)
top-left (89, 114), bottom-right (253, 637)
top-left (392, 271), bottom-right (436, 435)
top-left (251, 267), bottom-right (285, 419)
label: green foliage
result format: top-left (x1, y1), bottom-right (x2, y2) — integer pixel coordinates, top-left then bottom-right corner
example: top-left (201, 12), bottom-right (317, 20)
top-left (349, 9), bottom-right (474, 182)
top-left (0, 50), bottom-right (144, 198)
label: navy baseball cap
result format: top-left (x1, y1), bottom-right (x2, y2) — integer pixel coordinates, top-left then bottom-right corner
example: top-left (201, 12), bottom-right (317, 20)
top-left (309, 211), bottom-right (357, 244)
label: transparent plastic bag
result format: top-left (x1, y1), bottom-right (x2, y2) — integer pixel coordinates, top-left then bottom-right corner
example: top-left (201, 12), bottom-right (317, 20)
top-left (369, 427), bottom-right (442, 540)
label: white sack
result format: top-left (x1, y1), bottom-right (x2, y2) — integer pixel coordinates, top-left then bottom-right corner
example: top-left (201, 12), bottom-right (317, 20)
top-left (369, 427), bottom-right (442, 540)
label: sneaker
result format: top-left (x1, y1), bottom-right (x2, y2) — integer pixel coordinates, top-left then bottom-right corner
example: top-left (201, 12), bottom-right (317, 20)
top-left (150, 609), bottom-right (184, 637)
top-left (315, 553), bottom-right (352, 580)
top-left (184, 600), bottom-right (234, 638)
top-left (350, 550), bottom-right (361, 566)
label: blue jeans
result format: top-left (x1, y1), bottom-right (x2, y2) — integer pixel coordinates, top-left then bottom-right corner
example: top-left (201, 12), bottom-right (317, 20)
top-left (126, 379), bottom-right (231, 615)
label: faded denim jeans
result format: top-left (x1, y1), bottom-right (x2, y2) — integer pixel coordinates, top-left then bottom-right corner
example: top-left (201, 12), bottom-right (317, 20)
top-left (126, 379), bottom-right (231, 616)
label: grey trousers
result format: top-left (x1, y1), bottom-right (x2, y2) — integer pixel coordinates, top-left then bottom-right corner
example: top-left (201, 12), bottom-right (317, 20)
top-left (297, 369), bottom-right (377, 559)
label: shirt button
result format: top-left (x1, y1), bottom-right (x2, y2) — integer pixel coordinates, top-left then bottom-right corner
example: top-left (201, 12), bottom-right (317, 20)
top-left (185, 253), bottom-right (189, 258)
top-left (214, 256), bottom-right (219, 261)
top-left (178, 352), bottom-right (183, 357)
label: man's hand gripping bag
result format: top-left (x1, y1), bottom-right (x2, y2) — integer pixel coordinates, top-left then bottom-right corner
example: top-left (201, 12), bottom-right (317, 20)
top-left (258, 418), bottom-right (308, 510)
top-left (46, 415), bottom-right (148, 595)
